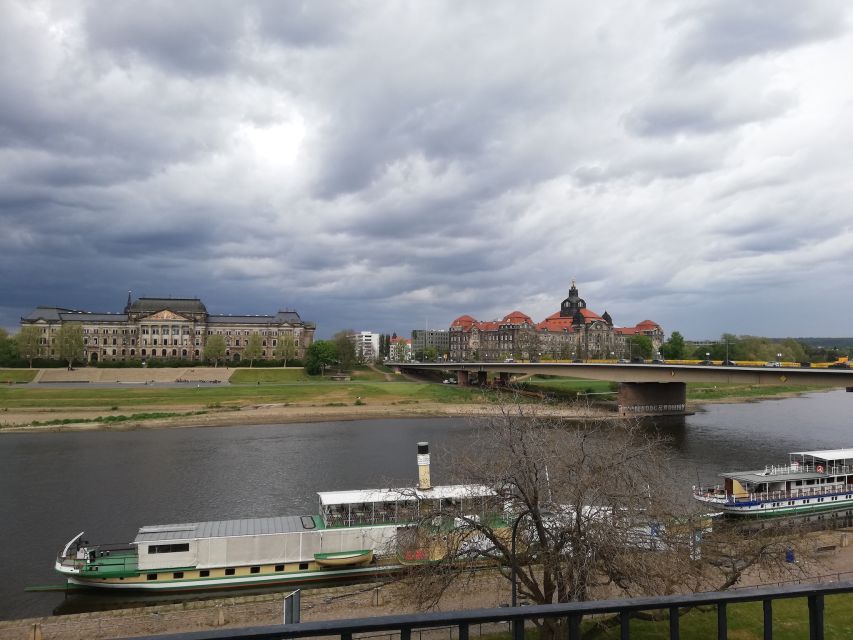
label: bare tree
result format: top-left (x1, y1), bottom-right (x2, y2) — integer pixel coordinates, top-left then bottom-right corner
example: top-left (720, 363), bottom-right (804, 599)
top-left (243, 333), bottom-right (262, 367)
top-left (274, 335), bottom-right (297, 367)
top-left (16, 326), bottom-right (42, 368)
top-left (400, 398), bottom-right (816, 639)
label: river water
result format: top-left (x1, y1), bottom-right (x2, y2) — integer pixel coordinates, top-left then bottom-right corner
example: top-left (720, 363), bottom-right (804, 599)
top-left (1, 389), bottom-right (851, 620)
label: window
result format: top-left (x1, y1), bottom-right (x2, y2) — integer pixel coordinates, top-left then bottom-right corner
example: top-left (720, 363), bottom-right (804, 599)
top-left (274, 564), bottom-right (284, 572)
top-left (148, 543), bottom-right (190, 554)
top-left (250, 566), bottom-right (260, 574)
top-left (147, 574), bottom-right (158, 581)
top-left (199, 569), bottom-right (210, 577)
top-left (299, 562), bottom-right (309, 570)
top-left (173, 572), bottom-right (184, 579)
top-left (225, 567), bottom-right (236, 576)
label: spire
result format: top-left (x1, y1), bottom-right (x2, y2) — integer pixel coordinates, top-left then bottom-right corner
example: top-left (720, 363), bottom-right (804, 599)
top-left (125, 290), bottom-right (132, 313)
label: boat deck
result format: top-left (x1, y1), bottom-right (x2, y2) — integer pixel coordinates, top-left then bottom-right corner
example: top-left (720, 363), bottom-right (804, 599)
top-left (78, 550), bottom-right (139, 578)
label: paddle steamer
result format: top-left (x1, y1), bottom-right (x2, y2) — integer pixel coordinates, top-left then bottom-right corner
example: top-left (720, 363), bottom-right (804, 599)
top-left (55, 443), bottom-right (502, 591)
top-left (693, 448), bottom-right (853, 516)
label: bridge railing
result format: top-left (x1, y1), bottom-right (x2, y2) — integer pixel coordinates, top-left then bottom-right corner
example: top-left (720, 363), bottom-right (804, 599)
top-left (122, 581), bottom-right (853, 640)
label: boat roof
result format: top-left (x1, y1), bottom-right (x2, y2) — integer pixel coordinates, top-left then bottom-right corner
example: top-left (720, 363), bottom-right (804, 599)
top-left (318, 484), bottom-right (497, 507)
top-left (792, 449), bottom-right (853, 460)
top-left (133, 515), bottom-right (317, 543)
top-left (720, 470), bottom-right (824, 484)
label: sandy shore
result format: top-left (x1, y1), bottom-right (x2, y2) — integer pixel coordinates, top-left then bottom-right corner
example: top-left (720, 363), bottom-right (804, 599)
top-left (0, 400), bottom-right (631, 433)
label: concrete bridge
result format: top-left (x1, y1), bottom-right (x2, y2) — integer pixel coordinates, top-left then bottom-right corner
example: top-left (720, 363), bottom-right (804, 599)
top-left (396, 362), bottom-right (853, 415)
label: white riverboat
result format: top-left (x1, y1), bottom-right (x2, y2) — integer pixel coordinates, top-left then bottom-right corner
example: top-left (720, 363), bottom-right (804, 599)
top-left (54, 443), bottom-right (504, 591)
top-left (693, 448), bottom-right (853, 516)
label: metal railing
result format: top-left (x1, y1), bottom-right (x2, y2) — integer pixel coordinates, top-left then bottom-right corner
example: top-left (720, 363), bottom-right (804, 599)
top-left (122, 581), bottom-right (853, 640)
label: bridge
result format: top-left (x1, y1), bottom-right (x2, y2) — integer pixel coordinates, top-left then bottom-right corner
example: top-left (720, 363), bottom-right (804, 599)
top-left (396, 362), bottom-right (853, 415)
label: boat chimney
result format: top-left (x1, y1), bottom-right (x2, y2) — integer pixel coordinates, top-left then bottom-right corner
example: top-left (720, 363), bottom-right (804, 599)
top-left (417, 442), bottom-right (432, 490)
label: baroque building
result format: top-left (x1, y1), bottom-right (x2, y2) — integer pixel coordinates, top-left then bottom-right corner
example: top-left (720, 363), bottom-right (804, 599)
top-left (20, 293), bottom-right (315, 364)
top-left (448, 282), bottom-right (663, 361)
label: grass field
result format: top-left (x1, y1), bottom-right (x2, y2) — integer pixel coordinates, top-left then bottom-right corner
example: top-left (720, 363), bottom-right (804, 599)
top-left (0, 380), bottom-right (484, 410)
top-left (486, 594), bottom-right (853, 639)
top-left (0, 369), bottom-right (38, 383)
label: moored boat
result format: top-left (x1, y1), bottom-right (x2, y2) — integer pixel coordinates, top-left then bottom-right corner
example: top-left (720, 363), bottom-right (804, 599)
top-left (693, 448), bottom-right (853, 516)
top-left (54, 443), bottom-right (504, 591)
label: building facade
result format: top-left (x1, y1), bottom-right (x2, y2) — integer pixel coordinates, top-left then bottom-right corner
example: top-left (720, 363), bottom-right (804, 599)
top-left (411, 329), bottom-right (450, 359)
top-left (389, 335), bottom-right (412, 362)
top-left (351, 331), bottom-right (381, 363)
top-left (449, 282), bottom-right (663, 362)
top-left (20, 293), bottom-right (315, 364)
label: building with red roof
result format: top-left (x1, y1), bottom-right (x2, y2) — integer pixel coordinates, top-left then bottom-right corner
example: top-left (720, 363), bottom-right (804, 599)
top-left (448, 281), bottom-right (663, 361)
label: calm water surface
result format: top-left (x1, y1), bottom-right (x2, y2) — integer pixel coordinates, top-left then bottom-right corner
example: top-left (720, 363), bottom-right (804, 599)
top-left (1, 390), bottom-right (851, 619)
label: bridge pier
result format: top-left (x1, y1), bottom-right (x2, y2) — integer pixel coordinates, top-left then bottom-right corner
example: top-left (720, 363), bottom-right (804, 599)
top-left (477, 371), bottom-right (488, 386)
top-left (617, 382), bottom-right (687, 415)
top-left (456, 371), bottom-right (471, 386)
top-left (497, 372), bottom-right (510, 386)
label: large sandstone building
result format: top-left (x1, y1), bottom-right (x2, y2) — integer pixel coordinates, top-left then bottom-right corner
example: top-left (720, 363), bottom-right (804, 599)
top-left (449, 282), bottom-right (663, 361)
top-left (20, 293), bottom-right (315, 364)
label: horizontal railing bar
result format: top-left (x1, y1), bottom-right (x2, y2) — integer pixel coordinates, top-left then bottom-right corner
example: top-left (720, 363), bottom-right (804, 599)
top-left (121, 581), bottom-right (853, 640)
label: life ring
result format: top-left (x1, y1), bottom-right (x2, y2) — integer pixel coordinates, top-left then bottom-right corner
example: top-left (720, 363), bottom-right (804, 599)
top-left (816, 465), bottom-right (825, 473)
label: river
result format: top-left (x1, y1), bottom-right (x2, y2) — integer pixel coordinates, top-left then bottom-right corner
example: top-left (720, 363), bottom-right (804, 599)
top-left (1, 389), bottom-right (851, 620)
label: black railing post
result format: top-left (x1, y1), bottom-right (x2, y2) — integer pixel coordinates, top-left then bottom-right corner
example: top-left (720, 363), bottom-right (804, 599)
top-left (669, 606), bottom-right (680, 640)
top-left (808, 594), bottom-right (825, 640)
top-left (458, 622), bottom-right (469, 640)
top-left (717, 602), bottom-right (727, 640)
top-left (401, 627), bottom-right (411, 640)
top-left (763, 599), bottom-right (772, 640)
top-left (619, 611), bottom-right (630, 640)
top-left (568, 614), bottom-right (581, 640)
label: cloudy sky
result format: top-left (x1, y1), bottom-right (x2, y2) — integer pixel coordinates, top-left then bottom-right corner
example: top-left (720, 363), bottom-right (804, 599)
top-left (2, 1), bottom-right (852, 340)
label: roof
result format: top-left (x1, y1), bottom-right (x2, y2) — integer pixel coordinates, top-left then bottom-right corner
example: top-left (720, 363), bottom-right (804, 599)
top-left (720, 470), bottom-right (824, 484)
top-left (501, 310), bottom-right (533, 325)
top-left (128, 298), bottom-right (208, 314)
top-left (451, 315), bottom-right (477, 329)
top-left (22, 306), bottom-right (73, 322)
top-left (318, 484), bottom-right (498, 506)
top-left (133, 515), bottom-right (315, 543)
top-left (792, 449), bottom-right (853, 461)
top-left (59, 312), bottom-right (128, 323)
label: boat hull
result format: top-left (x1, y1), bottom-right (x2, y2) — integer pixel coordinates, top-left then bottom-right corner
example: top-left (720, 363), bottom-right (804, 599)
top-left (695, 491), bottom-right (853, 517)
top-left (63, 562), bottom-right (400, 592)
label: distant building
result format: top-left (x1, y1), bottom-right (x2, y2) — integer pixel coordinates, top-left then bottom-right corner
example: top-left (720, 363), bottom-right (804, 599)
top-left (20, 293), bottom-right (315, 364)
top-left (351, 331), bottom-right (381, 362)
top-left (449, 281), bottom-right (663, 361)
top-left (411, 329), bottom-right (450, 360)
top-left (389, 335), bottom-right (412, 362)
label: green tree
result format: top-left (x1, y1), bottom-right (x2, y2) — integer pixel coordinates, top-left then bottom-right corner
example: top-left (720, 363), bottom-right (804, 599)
top-left (55, 323), bottom-right (84, 368)
top-left (627, 335), bottom-right (653, 359)
top-left (204, 334), bottom-right (227, 367)
top-left (0, 328), bottom-right (19, 366)
top-left (304, 340), bottom-right (338, 375)
top-left (333, 331), bottom-right (356, 371)
top-left (660, 330), bottom-right (685, 359)
top-left (243, 333), bottom-right (262, 367)
top-left (274, 335), bottom-right (297, 367)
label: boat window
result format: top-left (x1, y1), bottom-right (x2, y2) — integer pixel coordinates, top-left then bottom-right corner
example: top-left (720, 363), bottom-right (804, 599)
top-left (199, 570), bottom-right (210, 577)
top-left (147, 574), bottom-right (157, 581)
top-left (173, 572), bottom-right (184, 579)
top-left (148, 543), bottom-right (190, 554)
top-left (299, 562), bottom-right (309, 570)
top-left (225, 568), bottom-right (235, 576)
top-left (275, 564), bottom-right (284, 572)
top-left (250, 566), bottom-right (260, 574)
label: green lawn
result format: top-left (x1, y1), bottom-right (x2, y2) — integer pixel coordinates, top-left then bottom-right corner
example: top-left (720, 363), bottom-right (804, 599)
top-left (485, 594), bottom-right (853, 639)
top-left (0, 381), bottom-right (483, 410)
top-left (0, 369), bottom-right (38, 383)
top-left (686, 383), bottom-right (829, 401)
top-left (229, 368), bottom-right (313, 384)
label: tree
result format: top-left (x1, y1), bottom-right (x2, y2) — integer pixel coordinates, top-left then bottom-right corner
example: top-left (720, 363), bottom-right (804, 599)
top-left (403, 399), bottom-right (813, 638)
top-left (627, 334), bottom-right (653, 359)
top-left (243, 333), bottom-right (262, 367)
top-left (660, 331), bottom-right (685, 359)
top-left (274, 335), bottom-right (297, 367)
top-left (304, 340), bottom-right (338, 375)
top-left (333, 331), bottom-right (357, 371)
top-left (0, 328), bottom-right (19, 366)
top-left (204, 334), bottom-right (226, 367)
top-left (55, 323), bottom-right (84, 368)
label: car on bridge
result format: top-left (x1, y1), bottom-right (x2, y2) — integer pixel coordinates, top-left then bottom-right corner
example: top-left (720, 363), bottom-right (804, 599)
top-left (721, 360), bottom-right (737, 366)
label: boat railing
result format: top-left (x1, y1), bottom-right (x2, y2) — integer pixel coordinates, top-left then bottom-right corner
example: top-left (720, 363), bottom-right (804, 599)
top-left (693, 484), bottom-right (853, 505)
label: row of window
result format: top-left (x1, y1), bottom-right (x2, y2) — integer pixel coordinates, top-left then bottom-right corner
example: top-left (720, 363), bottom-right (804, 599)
top-left (144, 562), bottom-right (310, 581)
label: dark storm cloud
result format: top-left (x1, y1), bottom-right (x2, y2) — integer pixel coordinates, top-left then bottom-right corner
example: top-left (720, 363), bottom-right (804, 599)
top-left (1, 1), bottom-right (853, 338)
